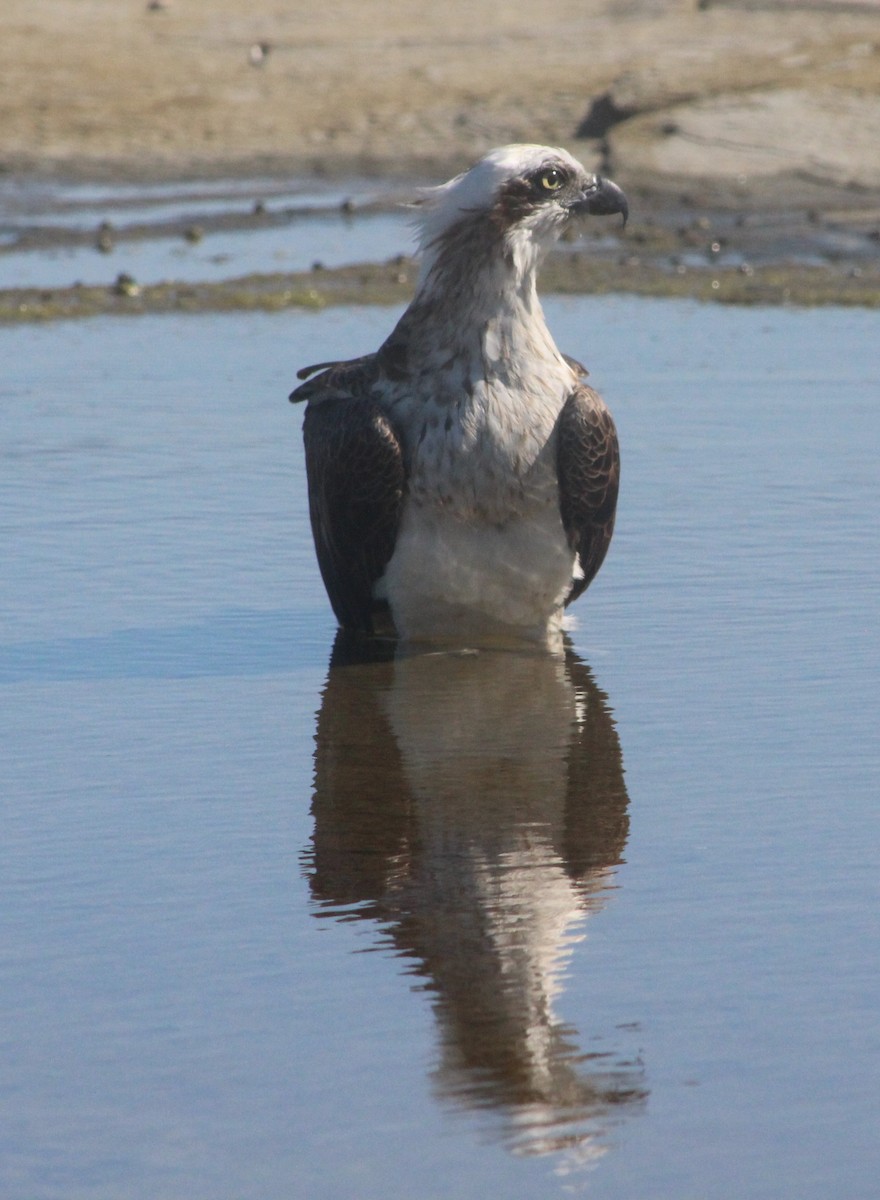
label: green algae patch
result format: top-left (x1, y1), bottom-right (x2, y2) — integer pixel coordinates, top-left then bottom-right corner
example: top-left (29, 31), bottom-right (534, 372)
top-left (0, 261), bottom-right (418, 323)
top-left (539, 254), bottom-right (880, 308)
top-left (2, 255), bottom-right (880, 324)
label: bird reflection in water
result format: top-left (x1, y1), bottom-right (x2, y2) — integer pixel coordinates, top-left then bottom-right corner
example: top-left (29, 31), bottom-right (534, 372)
top-left (302, 632), bottom-right (647, 1172)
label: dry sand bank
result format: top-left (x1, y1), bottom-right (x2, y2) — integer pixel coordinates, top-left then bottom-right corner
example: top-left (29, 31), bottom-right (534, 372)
top-left (2, 0), bottom-right (879, 206)
top-left (2, 0), bottom-right (879, 317)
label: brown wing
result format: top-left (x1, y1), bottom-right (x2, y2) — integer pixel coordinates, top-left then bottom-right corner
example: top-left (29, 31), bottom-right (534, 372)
top-left (556, 384), bottom-right (620, 606)
top-left (291, 360), bottom-right (405, 633)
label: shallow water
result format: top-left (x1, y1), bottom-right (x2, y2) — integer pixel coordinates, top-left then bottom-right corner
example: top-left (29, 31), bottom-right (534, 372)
top-left (0, 174), bottom-right (380, 230)
top-left (1, 299), bottom-right (878, 1199)
top-left (0, 211), bottom-right (411, 291)
top-left (0, 174), bottom-right (416, 291)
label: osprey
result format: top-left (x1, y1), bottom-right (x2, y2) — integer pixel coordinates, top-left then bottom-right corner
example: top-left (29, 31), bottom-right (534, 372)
top-left (290, 144), bottom-right (627, 646)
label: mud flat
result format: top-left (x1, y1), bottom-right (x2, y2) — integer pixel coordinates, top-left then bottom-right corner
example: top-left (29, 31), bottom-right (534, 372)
top-left (4, 253), bottom-right (880, 324)
top-left (3, 0), bottom-right (879, 197)
top-left (1, 0), bottom-right (879, 316)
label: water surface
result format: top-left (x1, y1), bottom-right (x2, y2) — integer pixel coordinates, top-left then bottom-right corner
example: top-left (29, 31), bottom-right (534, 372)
top-left (1, 299), bottom-right (878, 1199)
top-left (0, 211), bottom-right (411, 291)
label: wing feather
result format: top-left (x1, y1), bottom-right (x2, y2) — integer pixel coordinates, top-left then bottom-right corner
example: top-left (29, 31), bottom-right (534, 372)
top-left (293, 360), bottom-right (405, 632)
top-left (556, 384), bottom-right (620, 606)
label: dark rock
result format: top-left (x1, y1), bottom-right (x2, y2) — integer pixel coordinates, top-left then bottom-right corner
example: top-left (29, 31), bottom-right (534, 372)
top-left (576, 92), bottom-right (636, 139)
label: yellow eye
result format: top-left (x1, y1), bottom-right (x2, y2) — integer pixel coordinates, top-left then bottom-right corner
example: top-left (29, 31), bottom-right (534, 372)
top-left (539, 168), bottom-right (565, 191)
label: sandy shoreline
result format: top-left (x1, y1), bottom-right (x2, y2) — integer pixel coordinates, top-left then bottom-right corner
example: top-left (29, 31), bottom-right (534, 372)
top-left (3, 0), bottom-right (880, 201)
top-left (2, 0), bottom-right (879, 316)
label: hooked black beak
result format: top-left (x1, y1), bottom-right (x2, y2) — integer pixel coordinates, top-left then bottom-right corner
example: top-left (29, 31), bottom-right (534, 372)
top-left (570, 175), bottom-right (629, 227)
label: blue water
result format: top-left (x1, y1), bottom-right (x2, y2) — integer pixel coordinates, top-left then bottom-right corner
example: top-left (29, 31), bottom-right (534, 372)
top-left (1, 298), bottom-right (878, 1199)
top-left (0, 210), bottom-right (411, 290)
top-left (0, 175), bottom-right (372, 227)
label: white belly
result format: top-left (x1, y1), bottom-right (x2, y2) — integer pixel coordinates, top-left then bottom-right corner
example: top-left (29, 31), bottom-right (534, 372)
top-left (380, 495), bottom-right (575, 646)
top-left (378, 353), bottom-right (577, 645)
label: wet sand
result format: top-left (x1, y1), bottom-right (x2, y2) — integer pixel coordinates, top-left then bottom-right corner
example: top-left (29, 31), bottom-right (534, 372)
top-left (3, 0), bottom-right (879, 192)
top-left (2, 0), bottom-right (879, 314)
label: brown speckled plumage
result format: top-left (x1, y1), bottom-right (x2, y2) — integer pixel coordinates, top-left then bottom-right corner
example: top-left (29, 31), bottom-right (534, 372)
top-left (290, 145), bottom-right (627, 645)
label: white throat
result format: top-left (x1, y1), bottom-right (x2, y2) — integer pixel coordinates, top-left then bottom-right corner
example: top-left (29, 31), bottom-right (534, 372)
top-left (407, 212), bottom-right (568, 392)
top-left (376, 199), bottom-right (578, 644)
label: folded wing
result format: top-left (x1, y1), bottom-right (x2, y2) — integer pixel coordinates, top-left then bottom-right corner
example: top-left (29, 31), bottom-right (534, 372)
top-left (556, 385), bottom-right (620, 606)
top-left (291, 359), bottom-right (406, 632)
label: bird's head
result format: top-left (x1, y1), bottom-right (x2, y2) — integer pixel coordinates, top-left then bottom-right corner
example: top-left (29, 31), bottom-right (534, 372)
top-left (414, 144), bottom-right (627, 285)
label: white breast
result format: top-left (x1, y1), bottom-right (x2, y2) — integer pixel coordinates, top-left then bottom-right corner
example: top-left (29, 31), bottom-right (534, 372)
top-left (382, 501), bottom-right (574, 646)
top-left (379, 369), bottom-right (576, 646)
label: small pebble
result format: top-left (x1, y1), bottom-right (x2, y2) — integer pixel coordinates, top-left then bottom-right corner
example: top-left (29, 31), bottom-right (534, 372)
top-left (95, 222), bottom-right (114, 253)
top-left (113, 272), bottom-right (140, 297)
